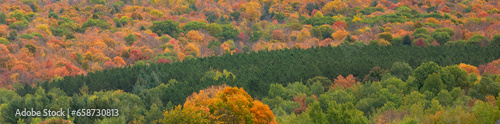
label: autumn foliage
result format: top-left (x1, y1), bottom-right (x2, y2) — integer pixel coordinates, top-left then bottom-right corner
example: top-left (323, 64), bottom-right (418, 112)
top-left (1, 0), bottom-right (500, 123)
top-left (481, 59), bottom-right (500, 75)
top-left (186, 30), bottom-right (204, 43)
top-left (458, 63), bottom-right (480, 75)
top-left (164, 85), bottom-right (276, 124)
top-left (333, 74), bottom-right (356, 89)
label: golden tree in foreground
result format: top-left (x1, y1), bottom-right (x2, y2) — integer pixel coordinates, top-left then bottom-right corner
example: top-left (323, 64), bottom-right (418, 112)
top-left (163, 85), bottom-right (277, 124)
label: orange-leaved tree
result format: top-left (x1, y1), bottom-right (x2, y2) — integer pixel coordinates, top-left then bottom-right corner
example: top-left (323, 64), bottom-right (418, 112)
top-left (113, 56), bottom-right (126, 67)
top-left (333, 74), bottom-right (356, 89)
top-left (184, 43), bottom-right (200, 56)
top-left (186, 30), bottom-right (204, 43)
top-left (163, 85), bottom-right (277, 124)
top-left (240, 2), bottom-right (262, 21)
top-left (0, 44), bottom-right (9, 54)
top-left (458, 63), bottom-right (480, 75)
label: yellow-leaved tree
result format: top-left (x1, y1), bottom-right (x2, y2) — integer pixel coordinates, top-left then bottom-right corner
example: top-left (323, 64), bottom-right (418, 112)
top-left (323, 0), bottom-right (348, 13)
top-left (297, 28), bottom-right (311, 42)
top-left (184, 43), bottom-right (200, 56)
top-left (163, 85), bottom-right (277, 124)
top-left (240, 2), bottom-right (262, 21)
top-left (377, 39), bottom-right (391, 46)
top-left (186, 30), bottom-right (204, 42)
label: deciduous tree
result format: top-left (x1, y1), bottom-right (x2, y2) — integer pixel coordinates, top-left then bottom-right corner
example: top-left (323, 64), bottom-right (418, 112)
top-left (150, 20), bottom-right (180, 37)
top-left (311, 25), bottom-right (334, 40)
top-left (186, 30), bottom-right (204, 42)
top-left (458, 63), bottom-right (479, 75)
top-left (240, 2), bottom-right (262, 21)
top-left (124, 34), bottom-right (138, 45)
top-left (165, 85), bottom-right (276, 124)
top-left (271, 30), bottom-right (284, 42)
top-left (184, 43), bottom-right (200, 57)
top-left (390, 62), bottom-right (413, 81)
top-left (333, 74), bottom-right (356, 89)
top-left (113, 56), bottom-right (126, 66)
top-left (378, 32), bottom-right (393, 42)
top-left (414, 62), bottom-right (442, 89)
top-left (431, 32), bottom-right (451, 45)
top-left (331, 30), bottom-right (348, 41)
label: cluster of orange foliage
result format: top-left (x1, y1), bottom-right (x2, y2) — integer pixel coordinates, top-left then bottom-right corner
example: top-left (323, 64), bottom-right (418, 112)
top-left (333, 74), bottom-right (357, 89)
top-left (458, 63), bottom-right (480, 75)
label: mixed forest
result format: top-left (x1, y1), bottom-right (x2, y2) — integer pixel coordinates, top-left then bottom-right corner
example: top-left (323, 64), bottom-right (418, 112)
top-left (0, 0), bottom-right (500, 123)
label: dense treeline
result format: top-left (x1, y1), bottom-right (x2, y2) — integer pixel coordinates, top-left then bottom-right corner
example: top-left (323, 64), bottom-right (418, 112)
top-left (17, 45), bottom-right (500, 105)
top-left (2, 59), bottom-right (500, 124)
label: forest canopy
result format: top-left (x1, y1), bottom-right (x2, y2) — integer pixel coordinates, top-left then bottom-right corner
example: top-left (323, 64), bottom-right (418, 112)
top-left (0, 0), bottom-right (499, 123)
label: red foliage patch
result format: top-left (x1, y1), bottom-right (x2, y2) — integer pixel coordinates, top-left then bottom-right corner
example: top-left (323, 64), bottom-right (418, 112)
top-left (156, 58), bottom-right (171, 64)
top-left (293, 94), bottom-right (308, 114)
top-left (333, 21), bottom-right (347, 28)
top-left (414, 38), bottom-right (427, 47)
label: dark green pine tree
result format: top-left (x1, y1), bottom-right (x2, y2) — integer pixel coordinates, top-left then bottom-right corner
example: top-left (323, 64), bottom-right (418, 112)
top-left (403, 34), bottom-right (412, 45)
